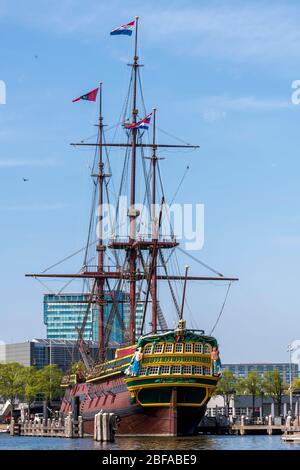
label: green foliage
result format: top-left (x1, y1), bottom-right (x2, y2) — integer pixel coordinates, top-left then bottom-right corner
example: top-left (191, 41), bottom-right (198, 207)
top-left (215, 369), bottom-right (238, 415)
top-left (292, 377), bottom-right (300, 391)
top-left (36, 365), bottom-right (63, 401)
top-left (0, 362), bottom-right (25, 404)
top-left (237, 370), bottom-right (264, 416)
top-left (263, 370), bottom-right (286, 415)
top-left (0, 363), bottom-right (63, 407)
top-left (20, 366), bottom-right (41, 405)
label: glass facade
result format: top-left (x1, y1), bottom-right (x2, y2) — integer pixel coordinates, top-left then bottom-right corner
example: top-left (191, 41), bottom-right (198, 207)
top-left (44, 292), bottom-right (125, 345)
top-left (223, 363), bottom-right (299, 383)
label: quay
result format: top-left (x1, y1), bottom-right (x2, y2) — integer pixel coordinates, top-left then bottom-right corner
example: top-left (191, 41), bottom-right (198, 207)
top-left (9, 411), bottom-right (117, 441)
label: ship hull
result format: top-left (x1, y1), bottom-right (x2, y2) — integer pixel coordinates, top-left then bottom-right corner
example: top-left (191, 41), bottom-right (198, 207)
top-left (61, 380), bottom-right (207, 436)
top-left (60, 331), bottom-right (220, 436)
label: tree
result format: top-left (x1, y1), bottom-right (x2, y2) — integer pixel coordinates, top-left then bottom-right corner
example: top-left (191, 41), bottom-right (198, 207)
top-left (215, 369), bottom-right (238, 417)
top-left (238, 370), bottom-right (263, 419)
top-left (292, 377), bottom-right (300, 391)
top-left (0, 363), bottom-right (25, 418)
top-left (20, 366), bottom-right (40, 416)
top-left (264, 370), bottom-right (286, 416)
top-left (36, 365), bottom-right (63, 402)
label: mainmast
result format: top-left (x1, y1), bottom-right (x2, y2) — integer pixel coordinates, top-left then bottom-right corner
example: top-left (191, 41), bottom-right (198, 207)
top-left (97, 82), bottom-right (105, 361)
top-left (128, 16), bottom-right (139, 343)
top-left (151, 107), bottom-right (157, 333)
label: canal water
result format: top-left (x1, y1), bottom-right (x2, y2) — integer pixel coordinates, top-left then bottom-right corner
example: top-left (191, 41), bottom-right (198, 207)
top-left (0, 433), bottom-right (299, 450)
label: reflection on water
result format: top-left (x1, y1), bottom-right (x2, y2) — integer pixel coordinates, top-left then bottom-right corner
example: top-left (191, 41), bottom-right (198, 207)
top-left (0, 433), bottom-right (299, 450)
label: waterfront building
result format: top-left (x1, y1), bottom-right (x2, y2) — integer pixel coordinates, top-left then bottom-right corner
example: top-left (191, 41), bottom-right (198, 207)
top-left (0, 339), bottom-right (99, 372)
top-left (44, 292), bottom-right (144, 343)
top-left (222, 362), bottom-right (299, 383)
top-left (207, 394), bottom-right (300, 420)
top-left (44, 292), bottom-right (125, 344)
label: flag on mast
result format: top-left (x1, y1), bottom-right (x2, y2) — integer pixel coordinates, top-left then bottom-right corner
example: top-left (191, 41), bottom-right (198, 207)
top-left (124, 113), bottom-right (152, 130)
top-left (110, 20), bottom-right (135, 36)
top-left (72, 88), bottom-right (99, 103)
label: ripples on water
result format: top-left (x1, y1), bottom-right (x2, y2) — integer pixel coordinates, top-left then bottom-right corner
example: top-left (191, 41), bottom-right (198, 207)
top-left (0, 433), bottom-right (300, 450)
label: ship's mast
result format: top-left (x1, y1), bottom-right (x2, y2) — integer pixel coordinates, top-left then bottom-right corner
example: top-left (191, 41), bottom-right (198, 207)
top-left (97, 82), bottom-right (105, 361)
top-left (151, 107), bottom-right (157, 333)
top-left (129, 16), bottom-right (139, 344)
top-left (26, 18), bottom-right (239, 354)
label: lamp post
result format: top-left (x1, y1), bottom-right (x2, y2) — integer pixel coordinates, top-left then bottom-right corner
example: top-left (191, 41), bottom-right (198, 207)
top-left (287, 343), bottom-right (295, 414)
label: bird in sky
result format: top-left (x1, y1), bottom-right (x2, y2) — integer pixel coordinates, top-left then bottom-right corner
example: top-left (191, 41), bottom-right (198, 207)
top-left (22, 178), bottom-right (29, 182)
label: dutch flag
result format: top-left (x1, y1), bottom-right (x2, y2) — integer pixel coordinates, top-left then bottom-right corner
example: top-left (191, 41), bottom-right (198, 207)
top-left (124, 113), bottom-right (152, 130)
top-left (110, 20), bottom-right (135, 36)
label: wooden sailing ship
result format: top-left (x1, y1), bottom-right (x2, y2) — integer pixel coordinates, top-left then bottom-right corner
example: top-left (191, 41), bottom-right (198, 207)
top-left (27, 17), bottom-right (238, 436)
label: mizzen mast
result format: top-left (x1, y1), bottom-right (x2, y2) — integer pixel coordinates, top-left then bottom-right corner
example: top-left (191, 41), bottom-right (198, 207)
top-left (151, 107), bottom-right (158, 333)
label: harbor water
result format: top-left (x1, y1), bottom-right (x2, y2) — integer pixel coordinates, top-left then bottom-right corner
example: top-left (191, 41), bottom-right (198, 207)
top-left (0, 433), bottom-right (299, 450)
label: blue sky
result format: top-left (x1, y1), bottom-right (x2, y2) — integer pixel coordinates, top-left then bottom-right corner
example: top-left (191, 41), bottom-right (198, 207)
top-left (1, 0), bottom-right (300, 363)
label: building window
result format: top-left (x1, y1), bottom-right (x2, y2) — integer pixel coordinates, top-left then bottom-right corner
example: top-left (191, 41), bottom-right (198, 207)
top-left (172, 365), bottom-right (181, 374)
top-left (194, 366), bottom-right (203, 375)
top-left (182, 365), bottom-right (192, 374)
top-left (161, 366), bottom-right (171, 374)
top-left (194, 343), bottom-right (203, 354)
top-left (154, 344), bottom-right (163, 354)
top-left (184, 343), bottom-right (193, 353)
top-left (139, 367), bottom-right (147, 376)
top-left (143, 344), bottom-right (153, 355)
top-left (148, 366), bottom-right (160, 375)
top-left (203, 366), bottom-right (211, 375)
top-left (165, 343), bottom-right (173, 353)
top-left (174, 343), bottom-right (183, 353)
top-left (203, 344), bottom-right (211, 354)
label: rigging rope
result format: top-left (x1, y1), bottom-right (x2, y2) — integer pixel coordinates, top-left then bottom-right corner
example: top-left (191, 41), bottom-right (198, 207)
top-left (170, 165), bottom-right (190, 205)
top-left (210, 282), bottom-right (232, 335)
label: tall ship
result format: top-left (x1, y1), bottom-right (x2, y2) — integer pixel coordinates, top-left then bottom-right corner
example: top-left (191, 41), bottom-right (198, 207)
top-left (27, 17), bottom-right (238, 436)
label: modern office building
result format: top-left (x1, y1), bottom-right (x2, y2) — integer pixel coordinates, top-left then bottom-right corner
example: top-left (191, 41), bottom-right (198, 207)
top-left (44, 292), bottom-right (144, 344)
top-left (223, 362), bottom-right (299, 383)
top-left (44, 292), bottom-right (125, 344)
top-left (0, 339), bottom-right (99, 372)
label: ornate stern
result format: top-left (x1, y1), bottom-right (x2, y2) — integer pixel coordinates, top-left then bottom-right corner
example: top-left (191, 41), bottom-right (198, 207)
top-left (124, 322), bottom-right (221, 410)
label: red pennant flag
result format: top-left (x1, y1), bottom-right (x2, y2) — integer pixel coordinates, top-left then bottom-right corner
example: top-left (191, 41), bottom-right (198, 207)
top-left (72, 87), bottom-right (99, 103)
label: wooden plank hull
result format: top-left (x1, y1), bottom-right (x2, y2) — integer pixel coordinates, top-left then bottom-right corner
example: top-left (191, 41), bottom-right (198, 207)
top-left (61, 380), bottom-right (207, 436)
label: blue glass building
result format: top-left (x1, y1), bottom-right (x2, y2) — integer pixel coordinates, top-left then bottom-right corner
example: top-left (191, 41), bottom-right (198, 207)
top-left (44, 292), bottom-right (125, 345)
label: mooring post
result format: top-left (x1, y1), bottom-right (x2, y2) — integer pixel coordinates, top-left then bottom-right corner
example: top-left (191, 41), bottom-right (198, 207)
top-left (109, 413), bottom-right (117, 442)
top-left (267, 414), bottom-right (273, 435)
top-left (78, 416), bottom-right (83, 438)
top-left (102, 413), bottom-right (109, 441)
top-left (10, 418), bottom-right (15, 436)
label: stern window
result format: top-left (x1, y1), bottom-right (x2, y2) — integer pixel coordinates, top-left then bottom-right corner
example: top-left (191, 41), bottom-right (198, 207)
top-left (139, 367), bottom-right (147, 376)
top-left (194, 343), bottom-right (203, 354)
top-left (143, 345), bottom-right (153, 355)
top-left (165, 343), bottom-right (173, 353)
top-left (182, 365), bottom-right (192, 374)
top-left (172, 365), bottom-right (181, 374)
top-left (174, 343), bottom-right (183, 353)
top-left (185, 343), bottom-right (193, 353)
top-left (154, 344), bottom-right (164, 354)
